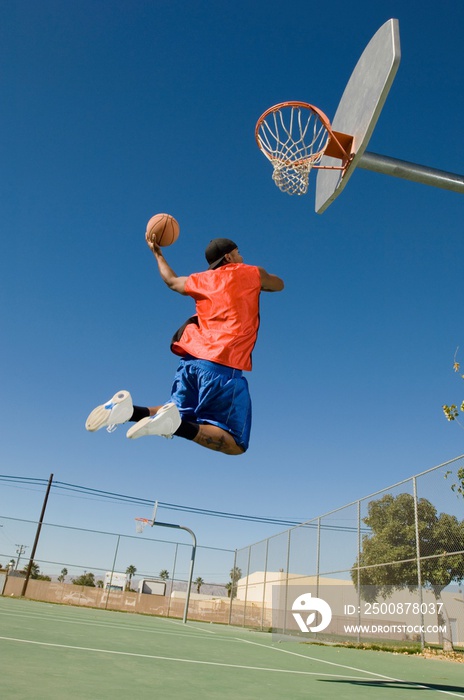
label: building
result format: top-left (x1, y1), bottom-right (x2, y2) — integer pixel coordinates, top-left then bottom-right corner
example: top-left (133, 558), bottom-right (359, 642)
top-left (137, 579), bottom-right (166, 595)
top-left (103, 571), bottom-right (127, 591)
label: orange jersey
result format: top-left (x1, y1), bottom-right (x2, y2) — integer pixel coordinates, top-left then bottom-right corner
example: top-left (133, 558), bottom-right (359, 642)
top-left (171, 263), bottom-right (261, 371)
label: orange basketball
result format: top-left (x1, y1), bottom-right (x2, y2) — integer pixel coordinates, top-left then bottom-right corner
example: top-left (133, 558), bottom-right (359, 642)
top-left (146, 213), bottom-right (180, 247)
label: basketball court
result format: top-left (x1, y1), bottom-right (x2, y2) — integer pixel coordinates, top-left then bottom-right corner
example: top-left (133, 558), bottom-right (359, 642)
top-left (1, 597), bottom-right (463, 699)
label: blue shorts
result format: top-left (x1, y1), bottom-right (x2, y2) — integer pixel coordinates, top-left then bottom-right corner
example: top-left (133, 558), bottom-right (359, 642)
top-left (170, 357), bottom-right (252, 452)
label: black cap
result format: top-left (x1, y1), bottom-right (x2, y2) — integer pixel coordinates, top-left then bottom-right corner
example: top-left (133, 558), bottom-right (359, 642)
top-left (205, 238), bottom-right (238, 269)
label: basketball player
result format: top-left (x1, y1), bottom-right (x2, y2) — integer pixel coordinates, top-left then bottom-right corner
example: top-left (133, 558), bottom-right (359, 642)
top-left (86, 236), bottom-right (284, 455)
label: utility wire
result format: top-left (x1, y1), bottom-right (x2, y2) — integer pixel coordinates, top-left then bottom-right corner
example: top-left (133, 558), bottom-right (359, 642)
top-left (0, 474), bottom-right (361, 532)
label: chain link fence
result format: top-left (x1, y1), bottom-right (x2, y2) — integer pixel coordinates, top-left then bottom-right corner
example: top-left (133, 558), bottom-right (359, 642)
top-left (1, 456), bottom-right (463, 648)
top-left (230, 456), bottom-right (464, 649)
top-left (0, 516), bottom-right (235, 623)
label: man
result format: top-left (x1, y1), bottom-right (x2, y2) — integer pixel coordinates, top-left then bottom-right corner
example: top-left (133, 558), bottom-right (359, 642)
top-left (86, 236), bottom-right (284, 455)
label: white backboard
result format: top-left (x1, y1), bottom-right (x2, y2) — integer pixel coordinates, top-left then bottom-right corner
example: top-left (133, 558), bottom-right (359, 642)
top-left (315, 19), bottom-right (401, 213)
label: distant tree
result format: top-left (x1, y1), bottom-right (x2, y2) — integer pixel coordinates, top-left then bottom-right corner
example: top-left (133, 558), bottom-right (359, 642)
top-left (72, 572), bottom-right (96, 587)
top-left (159, 570), bottom-right (169, 581)
top-left (352, 493), bottom-right (464, 651)
top-left (226, 566), bottom-right (242, 599)
top-left (126, 565), bottom-right (137, 591)
top-left (30, 562), bottom-right (40, 578)
top-left (18, 560), bottom-right (51, 581)
top-left (444, 468), bottom-right (464, 499)
top-left (194, 577), bottom-right (204, 593)
top-left (96, 580), bottom-right (104, 588)
top-left (57, 568), bottom-right (68, 583)
top-left (442, 351), bottom-right (464, 472)
top-left (441, 352), bottom-right (464, 498)
top-left (442, 348), bottom-right (464, 497)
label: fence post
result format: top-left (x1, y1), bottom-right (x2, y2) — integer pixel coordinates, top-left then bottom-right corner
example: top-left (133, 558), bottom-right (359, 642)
top-left (242, 545), bottom-right (252, 627)
top-left (413, 476), bottom-right (425, 649)
top-left (316, 517), bottom-right (321, 596)
top-left (281, 529), bottom-right (292, 636)
top-left (260, 538), bottom-right (269, 631)
top-left (228, 549), bottom-right (237, 625)
top-left (357, 500), bottom-right (361, 644)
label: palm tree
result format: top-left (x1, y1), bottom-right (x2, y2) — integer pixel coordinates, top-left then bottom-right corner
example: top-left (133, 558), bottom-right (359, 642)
top-left (194, 576), bottom-right (204, 593)
top-left (57, 567), bottom-right (68, 583)
top-left (125, 564), bottom-right (137, 591)
top-left (159, 569), bottom-right (169, 580)
top-left (226, 566), bottom-right (242, 599)
top-left (29, 561), bottom-right (40, 579)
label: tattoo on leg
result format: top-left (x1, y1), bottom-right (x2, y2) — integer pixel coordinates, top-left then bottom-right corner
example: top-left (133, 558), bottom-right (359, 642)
top-left (201, 435), bottom-right (227, 452)
top-left (194, 426), bottom-right (244, 455)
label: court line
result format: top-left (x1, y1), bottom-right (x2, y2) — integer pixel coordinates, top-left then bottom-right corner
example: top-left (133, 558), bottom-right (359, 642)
top-left (236, 638), bottom-right (464, 698)
top-left (0, 607), bottom-right (228, 642)
top-left (2, 603), bottom-right (462, 696)
top-left (0, 635), bottom-right (386, 680)
top-left (162, 618), bottom-right (217, 634)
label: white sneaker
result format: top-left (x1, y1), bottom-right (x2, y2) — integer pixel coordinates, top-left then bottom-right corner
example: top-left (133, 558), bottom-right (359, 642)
top-left (126, 403), bottom-right (181, 440)
top-left (85, 390), bottom-right (133, 433)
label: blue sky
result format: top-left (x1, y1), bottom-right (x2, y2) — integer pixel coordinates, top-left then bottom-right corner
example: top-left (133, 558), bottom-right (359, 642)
top-left (1, 0), bottom-right (463, 579)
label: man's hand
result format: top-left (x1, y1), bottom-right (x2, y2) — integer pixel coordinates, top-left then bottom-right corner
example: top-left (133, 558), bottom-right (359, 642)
top-left (146, 230), bottom-right (187, 294)
top-left (146, 230), bottom-right (162, 256)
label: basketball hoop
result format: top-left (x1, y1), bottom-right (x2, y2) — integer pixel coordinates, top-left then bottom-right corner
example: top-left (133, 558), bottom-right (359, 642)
top-left (255, 102), bottom-right (353, 195)
top-left (135, 517), bottom-right (151, 534)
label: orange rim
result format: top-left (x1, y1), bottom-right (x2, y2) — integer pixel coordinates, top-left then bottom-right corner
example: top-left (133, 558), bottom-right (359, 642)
top-left (255, 101), bottom-right (352, 167)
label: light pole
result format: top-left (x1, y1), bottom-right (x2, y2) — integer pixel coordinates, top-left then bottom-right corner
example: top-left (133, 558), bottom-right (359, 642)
top-left (14, 544), bottom-right (27, 571)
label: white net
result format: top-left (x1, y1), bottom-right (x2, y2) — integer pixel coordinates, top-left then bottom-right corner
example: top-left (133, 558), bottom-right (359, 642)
top-left (256, 104), bottom-right (330, 195)
top-left (135, 518), bottom-right (150, 534)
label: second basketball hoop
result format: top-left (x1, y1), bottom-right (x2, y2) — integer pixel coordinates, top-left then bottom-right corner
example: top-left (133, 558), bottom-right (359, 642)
top-left (135, 517), bottom-right (151, 534)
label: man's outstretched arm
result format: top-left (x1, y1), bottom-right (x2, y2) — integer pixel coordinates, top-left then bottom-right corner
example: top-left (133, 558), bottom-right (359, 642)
top-left (258, 267), bottom-right (284, 292)
top-left (146, 233), bottom-right (188, 295)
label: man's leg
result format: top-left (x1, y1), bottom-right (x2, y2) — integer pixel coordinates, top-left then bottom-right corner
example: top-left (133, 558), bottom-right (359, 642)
top-left (87, 393), bottom-right (244, 455)
top-left (192, 424), bottom-right (244, 456)
top-left (146, 406), bottom-right (244, 455)
top-left (147, 405), bottom-right (163, 416)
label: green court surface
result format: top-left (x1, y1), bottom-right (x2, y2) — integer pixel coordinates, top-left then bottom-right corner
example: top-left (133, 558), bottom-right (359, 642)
top-left (1, 597), bottom-right (463, 699)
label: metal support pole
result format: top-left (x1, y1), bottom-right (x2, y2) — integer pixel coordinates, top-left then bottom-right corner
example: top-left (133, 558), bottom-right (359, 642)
top-left (149, 521), bottom-right (196, 624)
top-left (166, 543), bottom-right (179, 618)
top-left (359, 151), bottom-right (464, 193)
top-left (105, 535), bottom-right (121, 609)
top-left (21, 473), bottom-right (54, 597)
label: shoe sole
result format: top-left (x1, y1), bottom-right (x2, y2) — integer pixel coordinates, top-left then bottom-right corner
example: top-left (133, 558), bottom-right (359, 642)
top-left (126, 404), bottom-right (181, 439)
top-left (126, 416), bottom-right (154, 439)
top-left (85, 391), bottom-right (132, 432)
